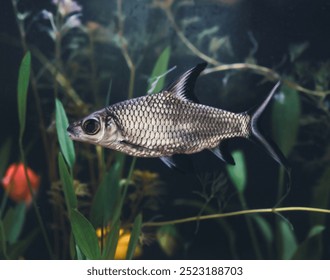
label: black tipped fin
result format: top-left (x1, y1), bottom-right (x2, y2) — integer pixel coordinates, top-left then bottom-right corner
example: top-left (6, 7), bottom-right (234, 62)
top-left (209, 146), bottom-right (235, 165)
top-left (164, 63), bottom-right (207, 103)
top-left (248, 81), bottom-right (290, 171)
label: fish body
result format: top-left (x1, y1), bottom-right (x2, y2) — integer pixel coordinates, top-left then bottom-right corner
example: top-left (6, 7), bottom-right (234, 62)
top-left (67, 63), bottom-right (288, 169)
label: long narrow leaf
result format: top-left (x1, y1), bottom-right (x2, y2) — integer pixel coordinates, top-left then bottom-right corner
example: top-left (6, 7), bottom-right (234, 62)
top-left (148, 46), bottom-right (171, 94)
top-left (17, 52), bottom-right (31, 139)
top-left (7, 228), bottom-right (39, 259)
top-left (226, 150), bottom-right (247, 193)
top-left (90, 154), bottom-right (124, 227)
top-left (272, 84), bottom-right (301, 156)
top-left (3, 203), bottom-right (26, 245)
top-left (102, 221), bottom-right (120, 260)
top-left (55, 98), bottom-right (75, 169)
top-left (0, 220), bottom-right (8, 259)
top-left (310, 167), bottom-right (330, 225)
top-left (279, 219), bottom-right (297, 259)
top-left (70, 209), bottom-right (101, 260)
top-left (292, 225), bottom-right (325, 259)
top-left (126, 213), bottom-right (142, 260)
top-left (58, 152), bottom-right (77, 210)
top-left (308, 167), bottom-right (330, 258)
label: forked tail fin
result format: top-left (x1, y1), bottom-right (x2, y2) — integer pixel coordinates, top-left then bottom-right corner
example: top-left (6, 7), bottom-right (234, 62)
top-left (247, 82), bottom-right (290, 173)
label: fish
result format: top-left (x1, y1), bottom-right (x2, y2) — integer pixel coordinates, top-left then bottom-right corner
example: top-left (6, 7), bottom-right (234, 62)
top-left (67, 63), bottom-right (288, 170)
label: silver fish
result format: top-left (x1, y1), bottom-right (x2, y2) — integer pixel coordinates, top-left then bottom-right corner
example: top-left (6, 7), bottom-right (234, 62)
top-left (67, 63), bottom-right (288, 169)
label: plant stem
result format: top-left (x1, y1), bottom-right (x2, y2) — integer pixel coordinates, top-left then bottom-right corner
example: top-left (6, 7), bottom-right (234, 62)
top-left (19, 142), bottom-right (53, 259)
top-left (203, 64), bottom-right (328, 98)
top-left (112, 157), bottom-right (137, 224)
top-left (142, 206), bottom-right (330, 227)
top-left (164, 7), bottom-right (220, 66)
top-left (238, 193), bottom-right (262, 259)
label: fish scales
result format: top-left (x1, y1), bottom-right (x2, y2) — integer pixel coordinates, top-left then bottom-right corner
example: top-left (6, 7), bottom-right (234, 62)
top-left (106, 92), bottom-right (250, 157)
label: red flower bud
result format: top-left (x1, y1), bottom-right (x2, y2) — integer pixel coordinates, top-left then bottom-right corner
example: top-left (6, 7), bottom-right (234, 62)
top-left (1, 163), bottom-right (40, 204)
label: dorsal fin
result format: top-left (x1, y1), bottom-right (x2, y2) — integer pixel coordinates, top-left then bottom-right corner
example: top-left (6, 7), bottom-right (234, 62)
top-left (164, 62), bottom-right (207, 102)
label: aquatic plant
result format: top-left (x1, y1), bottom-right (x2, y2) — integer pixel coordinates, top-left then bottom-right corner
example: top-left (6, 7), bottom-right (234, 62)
top-left (1, 0), bottom-right (330, 260)
top-left (2, 163), bottom-right (40, 205)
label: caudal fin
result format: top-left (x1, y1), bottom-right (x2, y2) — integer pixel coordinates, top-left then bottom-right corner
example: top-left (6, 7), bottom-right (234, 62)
top-left (248, 82), bottom-right (290, 172)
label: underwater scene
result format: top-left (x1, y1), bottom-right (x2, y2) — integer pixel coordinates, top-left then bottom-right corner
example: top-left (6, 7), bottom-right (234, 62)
top-left (1, 0), bottom-right (330, 260)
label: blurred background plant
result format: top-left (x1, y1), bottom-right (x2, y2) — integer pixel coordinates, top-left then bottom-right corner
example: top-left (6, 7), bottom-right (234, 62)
top-left (1, 0), bottom-right (330, 259)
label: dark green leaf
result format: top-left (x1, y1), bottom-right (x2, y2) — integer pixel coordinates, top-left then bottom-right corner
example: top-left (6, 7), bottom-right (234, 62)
top-left (70, 209), bottom-right (101, 260)
top-left (252, 214), bottom-right (273, 244)
top-left (75, 244), bottom-right (86, 260)
top-left (8, 228), bottom-right (39, 259)
top-left (308, 168), bottom-right (330, 258)
top-left (279, 219), bottom-right (297, 259)
top-left (69, 233), bottom-right (76, 259)
top-left (226, 150), bottom-right (246, 193)
top-left (126, 213), bottom-right (142, 260)
top-left (55, 98), bottom-right (75, 169)
top-left (272, 84), bottom-right (301, 156)
top-left (310, 167), bottom-right (330, 226)
top-left (292, 225), bottom-right (325, 259)
top-left (0, 138), bottom-right (12, 178)
top-left (90, 154), bottom-right (124, 227)
top-left (3, 203), bottom-right (26, 245)
top-left (58, 152), bottom-right (77, 210)
top-left (252, 214), bottom-right (273, 257)
top-left (17, 52), bottom-right (31, 139)
top-left (157, 225), bottom-right (181, 256)
top-left (102, 221), bottom-right (120, 260)
top-left (0, 220), bottom-right (8, 259)
top-left (148, 46), bottom-right (171, 94)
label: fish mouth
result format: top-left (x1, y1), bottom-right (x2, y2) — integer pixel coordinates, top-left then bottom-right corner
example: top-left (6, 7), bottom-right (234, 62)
top-left (67, 125), bottom-right (79, 139)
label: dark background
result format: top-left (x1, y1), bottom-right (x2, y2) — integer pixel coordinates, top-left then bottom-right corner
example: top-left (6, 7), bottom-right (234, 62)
top-left (1, 0), bottom-right (330, 259)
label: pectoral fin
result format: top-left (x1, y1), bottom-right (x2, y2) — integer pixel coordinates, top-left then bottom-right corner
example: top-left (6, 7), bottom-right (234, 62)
top-left (160, 156), bottom-right (177, 169)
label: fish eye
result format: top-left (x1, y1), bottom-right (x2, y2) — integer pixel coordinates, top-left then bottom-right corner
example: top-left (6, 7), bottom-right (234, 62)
top-left (82, 118), bottom-right (100, 135)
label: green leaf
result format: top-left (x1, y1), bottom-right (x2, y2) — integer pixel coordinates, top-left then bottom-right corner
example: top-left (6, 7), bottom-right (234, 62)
top-left (55, 98), bottom-right (75, 169)
top-left (70, 209), bottom-right (101, 260)
top-left (58, 152), bottom-right (77, 210)
top-left (0, 138), bottom-right (12, 178)
top-left (148, 46), bottom-right (171, 94)
top-left (102, 221), bottom-right (120, 260)
top-left (90, 154), bottom-right (124, 227)
top-left (308, 168), bottom-right (330, 258)
top-left (157, 225), bottom-right (181, 256)
top-left (292, 225), bottom-right (325, 259)
top-left (252, 214), bottom-right (273, 244)
top-left (126, 213), bottom-right (142, 260)
top-left (75, 244), bottom-right (86, 260)
top-left (252, 214), bottom-right (273, 257)
top-left (272, 84), bottom-right (301, 156)
top-left (7, 228), bottom-right (39, 259)
top-left (3, 203), bottom-right (26, 245)
top-left (0, 220), bottom-right (8, 259)
top-left (69, 233), bottom-right (76, 259)
top-left (226, 150), bottom-right (247, 193)
top-left (17, 52), bottom-right (31, 139)
top-left (279, 219), bottom-right (297, 259)
top-left (310, 167), bottom-right (330, 226)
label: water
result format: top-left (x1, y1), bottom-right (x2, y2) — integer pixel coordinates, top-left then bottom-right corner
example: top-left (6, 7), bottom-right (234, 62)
top-left (1, 0), bottom-right (330, 260)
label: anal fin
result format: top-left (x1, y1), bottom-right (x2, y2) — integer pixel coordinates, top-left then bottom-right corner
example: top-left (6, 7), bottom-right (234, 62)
top-left (209, 146), bottom-right (235, 165)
